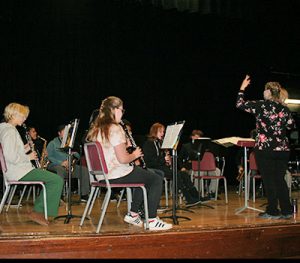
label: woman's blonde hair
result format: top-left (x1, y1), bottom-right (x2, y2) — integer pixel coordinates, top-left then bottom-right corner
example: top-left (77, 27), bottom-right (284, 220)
top-left (86, 96), bottom-right (123, 142)
top-left (279, 87), bottom-right (289, 106)
top-left (264, 82), bottom-right (281, 101)
top-left (3, 102), bottom-right (29, 122)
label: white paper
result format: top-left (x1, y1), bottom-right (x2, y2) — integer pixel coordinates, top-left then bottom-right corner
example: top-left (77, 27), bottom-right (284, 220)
top-left (161, 122), bottom-right (184, 149)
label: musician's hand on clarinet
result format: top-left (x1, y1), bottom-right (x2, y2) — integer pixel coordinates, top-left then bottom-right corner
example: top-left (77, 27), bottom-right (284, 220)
top-left (165, 154), bottom-right (172, 166)
top-left (134, 159), bottom-right (141, 166)
top-left (240, 74), bottom-right (251, 91)
top-left (29, 151), bottom-right (38, 161)
top-left (61, 160), bottom-right (69, 169)
top-left (24, 143), bottom-right (31, 153)
top-left (132, 147), bottom-right (144, 160)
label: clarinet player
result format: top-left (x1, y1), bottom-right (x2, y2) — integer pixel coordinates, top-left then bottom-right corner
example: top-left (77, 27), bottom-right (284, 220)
top-left (86, 96), bottom-right (172, 231)
top-left (0, 102), bottom-right (64, 226)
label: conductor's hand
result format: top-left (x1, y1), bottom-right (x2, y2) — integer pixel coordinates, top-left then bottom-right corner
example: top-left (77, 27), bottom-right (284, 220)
top-left (240, 75), bottom-right (251, 91)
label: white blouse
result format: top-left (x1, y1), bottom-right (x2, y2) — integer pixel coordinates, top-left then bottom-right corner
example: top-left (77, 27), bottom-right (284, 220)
top-left (96, 123), bottom-right (133, 181)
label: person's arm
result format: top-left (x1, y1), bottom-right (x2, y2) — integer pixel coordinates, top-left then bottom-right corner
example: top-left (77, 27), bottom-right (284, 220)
top-left (109, 124), bottom-right (143, 164)
top-left (2, 128), bottom-right (31, 164)
top-left (114, 143), bottom-right (142, 164)
top-left (236, 75), bottom-right (259, 113)
top-left (46, 139), bottom-right (67, 166)
top-left (239, 74), bottom-right (251, 91)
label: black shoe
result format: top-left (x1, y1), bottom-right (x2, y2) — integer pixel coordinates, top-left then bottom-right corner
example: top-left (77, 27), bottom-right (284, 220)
top-left (80, 195), bottom-right (89, 203)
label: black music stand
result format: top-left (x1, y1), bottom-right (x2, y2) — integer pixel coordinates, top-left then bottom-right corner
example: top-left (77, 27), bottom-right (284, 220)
top-left (160, 121), bottom-right (191, 225)
top-left (187, 138), bottom-right (214, 209)
top-left (55, 119), bottom-right (82, 224)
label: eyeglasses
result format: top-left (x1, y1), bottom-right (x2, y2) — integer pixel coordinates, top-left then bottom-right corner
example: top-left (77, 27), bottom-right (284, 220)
top-left (116, 107), bottom-right (125, 114)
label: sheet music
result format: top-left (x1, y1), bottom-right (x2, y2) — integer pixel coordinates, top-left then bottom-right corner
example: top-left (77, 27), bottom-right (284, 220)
top-left (161, 122), bottom-right (184, 149)
top-left (69, 119), bottom-right (79, 148)
top-left (60, 124), bottom-right (71, 148)
top-left (213, 136), bottom-right (255, 148)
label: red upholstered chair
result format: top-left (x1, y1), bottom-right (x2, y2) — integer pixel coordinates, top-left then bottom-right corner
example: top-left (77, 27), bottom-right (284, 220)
top-left (79, 141), bottom-right (149, 233)
top-left (191, 151), bottom-right (228, 203)
top-left (0, 143), bottom-right (48, 219)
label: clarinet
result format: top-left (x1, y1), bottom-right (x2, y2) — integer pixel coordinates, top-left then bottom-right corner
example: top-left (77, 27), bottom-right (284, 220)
top-left (22, 124), bottom-right (41, 168)
top-left (120, 120), bottom-right (147, 169)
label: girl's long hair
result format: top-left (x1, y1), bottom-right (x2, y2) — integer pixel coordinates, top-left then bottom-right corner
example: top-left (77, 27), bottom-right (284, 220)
top-left (86, 96), bottom-right (123, 142)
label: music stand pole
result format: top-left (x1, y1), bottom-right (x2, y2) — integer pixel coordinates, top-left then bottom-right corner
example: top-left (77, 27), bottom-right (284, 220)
top-left (161, 147), bottom-right (191, 224)
top-left (54, 148), bottom-right (82, 224)
top-left (235, 141), bottom-right (264, 214)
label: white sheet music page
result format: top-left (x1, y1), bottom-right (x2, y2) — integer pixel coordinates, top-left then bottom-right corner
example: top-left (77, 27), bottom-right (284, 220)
top-left (60, 124), bottom-right (71, 148)
top-left (161, 122), bottom-right (184, 149)
top-left (213, 136), bottom-right (255, 147)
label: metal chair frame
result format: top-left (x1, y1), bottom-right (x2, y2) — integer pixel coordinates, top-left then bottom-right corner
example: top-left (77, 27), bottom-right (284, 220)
top-left (79, 141), bottom-right (149, 233)
top-left (0, 143), bottom-right (48, 220)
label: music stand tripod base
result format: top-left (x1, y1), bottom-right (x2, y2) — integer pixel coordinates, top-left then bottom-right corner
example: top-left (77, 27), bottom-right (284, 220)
top-left (160, 149), bottom-right (191, 224)
top-left (54, 147), bottom-right (82, 224)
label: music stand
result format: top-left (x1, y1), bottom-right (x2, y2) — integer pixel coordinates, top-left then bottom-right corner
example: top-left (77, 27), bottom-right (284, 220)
top-left (188, 138), bottom-right (214, 209)
top-left (159, 121), bottom-right (191, 225)
top-left (55, 119), bottom-right (82, 224)
top-left (235, 140), bottom-right (264, 214)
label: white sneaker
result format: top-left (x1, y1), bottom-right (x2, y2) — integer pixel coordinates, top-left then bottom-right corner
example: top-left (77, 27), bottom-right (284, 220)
top-left (145, 217), bottom-right (173, 231)
top-left (124, 213), bottom-right (143, 227)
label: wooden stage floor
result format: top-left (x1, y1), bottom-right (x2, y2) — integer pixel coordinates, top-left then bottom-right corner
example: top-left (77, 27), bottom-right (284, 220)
top-left (0, 187), bottom-right (300, 259)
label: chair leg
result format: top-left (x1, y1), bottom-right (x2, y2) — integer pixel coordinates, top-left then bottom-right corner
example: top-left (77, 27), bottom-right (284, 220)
top-left (0, 186), bottom-right (11, 213)
top-left (200, 179), bottom-right (205, 198)
top-left (80, 186), bottom-right (96, 227)
top-left (40, 184), bottom-right (48, 220)
top-left (126, 188), bottom-right (132, 212)
top-left (141, 186), bottom-right (149, 230)
top-left (214, 179), bottom-right (219, 201)
top-left (224, 178), bottom-right (228, 204)
top-left (163, 178), bottom-right (168, 207)
top-left (18, 185), bottom-right (27, 208)
top-left (88, 188), bottom-right (100, 216)
top-left (96, 188), bottom-right (111, 234)
top-left (253, 177), bottom-right (256, 203)
top-left (26, 186), bottom-right (32, 201)
top-left (117, 188), bottom-right (125, 208)
top-left (6, 185), bottom-right (17, 212)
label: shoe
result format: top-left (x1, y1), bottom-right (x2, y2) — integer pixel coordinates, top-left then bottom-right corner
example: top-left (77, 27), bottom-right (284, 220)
top-left (186, 199), bottom-right (202, 207)
top-left (280, 214), bottom-right (293, 219)
top-left (27, 211), bottom-right (49, 226)
top-left (124, 212), bottom-right (143, 227)
top-left (145, 217), bottom-right (172, 231)
top-left (80, 195), bottom-right (89, 203)
top-left (207, 192), bottom-right (221, 200)
top-left (258, 212), bottom-right (281, 219)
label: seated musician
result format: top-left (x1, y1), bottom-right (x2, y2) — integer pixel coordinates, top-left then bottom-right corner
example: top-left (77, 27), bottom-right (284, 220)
top-left (178, 129), bottom-right (222, 200)
top-left (143, 123), bottom-right (208, 206)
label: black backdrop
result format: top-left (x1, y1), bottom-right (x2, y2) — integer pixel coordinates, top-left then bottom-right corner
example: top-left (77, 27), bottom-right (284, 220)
top-left (1, 0), bottom-right (300, 184)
